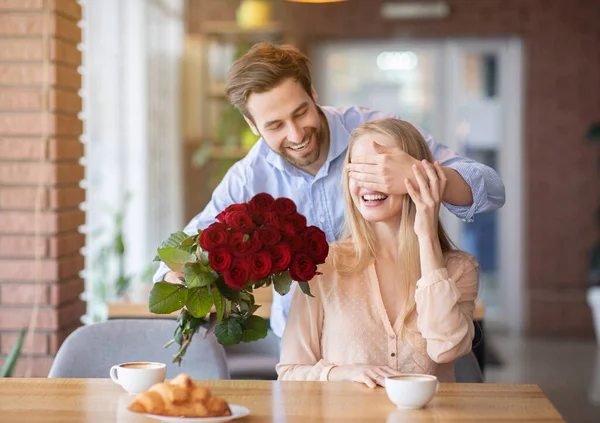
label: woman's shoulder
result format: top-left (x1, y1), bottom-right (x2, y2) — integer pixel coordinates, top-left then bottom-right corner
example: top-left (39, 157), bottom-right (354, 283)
top-left (443, 250), bottom-right (479, 279)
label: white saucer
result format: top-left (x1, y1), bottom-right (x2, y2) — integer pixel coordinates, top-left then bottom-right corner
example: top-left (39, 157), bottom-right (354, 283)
top-left (141, 404), bottom-right (250, 422)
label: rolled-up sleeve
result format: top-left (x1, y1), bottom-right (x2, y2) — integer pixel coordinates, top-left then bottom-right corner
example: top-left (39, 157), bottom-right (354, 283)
top-left (276, 281), bottom-right (334, 381)
top-left (424, 132), bottom-right (505, 222)
top-left (414, 256), bottom-right (479, 364)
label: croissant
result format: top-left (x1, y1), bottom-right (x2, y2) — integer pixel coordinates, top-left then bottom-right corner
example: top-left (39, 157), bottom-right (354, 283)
top-left (128, 374), bottom-right (232, 418)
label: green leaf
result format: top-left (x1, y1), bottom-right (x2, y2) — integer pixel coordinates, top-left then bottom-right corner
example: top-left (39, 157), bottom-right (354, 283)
top-left (273, 271), bottom-right (293, 296)
top-left (186, 286), bottom-right (214, 318)
top-left (214, 276), bottom-right (241, 302)
top-left (173, 325), bottom-right (183, 346)
top-left (161, 231), bottom-right (190, 248)
top-left (157, 248), bottom-right (196, 273)
top-left (199, 248), bottom-right (209, 266)
top-left (215, 319), bottom-right (243, 346)
top-left (240, 315), bottom-right (268, 342)
top-left (149, 282), bottom-right (189, 314)
top-left (252, 278), bottom-right (270, 289)
top-left (0, 328), bottom-right (26, 377)
top-left (298, 281), bottom-right (314, 298)
top-left (181, 234), bottom-right (197, 247)
top-left (211, 286), bottom-right (225, 322)
top-left (185, 263), bottom-right (218, 288)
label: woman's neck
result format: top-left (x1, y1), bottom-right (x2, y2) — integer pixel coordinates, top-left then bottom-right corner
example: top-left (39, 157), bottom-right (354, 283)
top-left (372, 220), bottom-right (401, 261)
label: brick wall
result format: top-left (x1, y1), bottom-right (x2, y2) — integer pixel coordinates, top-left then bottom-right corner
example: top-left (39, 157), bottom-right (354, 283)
top-left (0, 0), bottom-right (85, 376)
top-left (188, 0), bottom-right (600, 337)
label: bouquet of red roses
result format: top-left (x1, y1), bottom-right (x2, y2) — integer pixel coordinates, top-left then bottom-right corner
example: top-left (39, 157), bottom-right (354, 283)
top-left (149, 193), bottom-right (329, 364)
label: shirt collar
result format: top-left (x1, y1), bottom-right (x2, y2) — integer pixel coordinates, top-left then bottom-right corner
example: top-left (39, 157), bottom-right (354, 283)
top-left (264, 106), bottom-right (350, 174)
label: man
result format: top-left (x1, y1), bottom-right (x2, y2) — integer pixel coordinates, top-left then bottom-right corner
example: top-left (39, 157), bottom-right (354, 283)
top-left (155, 43), bottom-right (505, 338)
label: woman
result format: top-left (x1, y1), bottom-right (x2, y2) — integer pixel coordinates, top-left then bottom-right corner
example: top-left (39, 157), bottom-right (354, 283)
top-left (276, 119), bottom-right (479, 387)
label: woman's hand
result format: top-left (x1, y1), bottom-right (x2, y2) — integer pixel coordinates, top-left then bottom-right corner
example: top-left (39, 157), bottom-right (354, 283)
top-left (328, 364), bottom-right (403, 388)
top-left (404, 160), bottom-right (447, 240)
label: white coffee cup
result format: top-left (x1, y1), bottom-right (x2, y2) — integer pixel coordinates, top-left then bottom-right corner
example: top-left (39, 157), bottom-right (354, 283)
top-left (109, 362), bottom-right (166, 394)
top-left (384, 374), bottom-right (439, 409)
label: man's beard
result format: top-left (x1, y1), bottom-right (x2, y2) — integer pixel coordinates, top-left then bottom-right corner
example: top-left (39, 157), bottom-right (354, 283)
top-left (270, 112), bottom-right (327, 170)
top-left (279, 125), bottom-right (325, 169)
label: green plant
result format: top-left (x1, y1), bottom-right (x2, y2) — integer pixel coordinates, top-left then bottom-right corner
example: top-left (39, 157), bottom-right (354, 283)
top-left (0, 329), bottom-right (26, 377)
top-left (588, 121), bottom-right (600, 286)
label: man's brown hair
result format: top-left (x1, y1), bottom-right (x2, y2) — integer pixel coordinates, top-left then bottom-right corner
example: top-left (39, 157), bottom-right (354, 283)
top-left (225, 43), bottom-right (313, 121)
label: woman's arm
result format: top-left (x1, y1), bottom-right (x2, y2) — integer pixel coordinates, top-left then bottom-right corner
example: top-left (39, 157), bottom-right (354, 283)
top-left (415, 256), bottom-right (479, 363)
top-left (405, 162), bottom-right (479, 363)
top-left (276, 280), bottom-right (336, 381)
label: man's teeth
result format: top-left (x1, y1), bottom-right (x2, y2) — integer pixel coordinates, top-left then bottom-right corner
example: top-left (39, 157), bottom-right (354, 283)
top-left (289, 139), bottom-right (309, 150)
top-left (362, 195), bottom-right (388, 201)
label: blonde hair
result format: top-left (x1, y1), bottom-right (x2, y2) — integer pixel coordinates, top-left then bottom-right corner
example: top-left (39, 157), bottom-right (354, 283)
top-left (333, 118), bottom-right (455, 335)
top-left (225, 43), bottom-right (313, 121)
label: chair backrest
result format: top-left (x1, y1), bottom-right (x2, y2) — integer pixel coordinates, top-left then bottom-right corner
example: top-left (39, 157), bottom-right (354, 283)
top-left (48, 319), bottom-right (229, 379)
top-left (454, 351), bottom-right (484, 383)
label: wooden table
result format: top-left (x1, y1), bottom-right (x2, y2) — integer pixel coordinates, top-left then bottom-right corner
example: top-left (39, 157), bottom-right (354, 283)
top-left (0, 379), bottom-right (564, 422)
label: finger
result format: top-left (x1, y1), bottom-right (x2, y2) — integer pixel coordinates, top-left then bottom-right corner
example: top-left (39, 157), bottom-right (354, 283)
top-left (413, 164), bottom-right (433, 204)
top-left (348, 171), bottom-right (387, 185)
top-left (361, 375), bottom-right (377, 389)
top-left (354, 180), bottom-right (387, 193)
top-left (350, 154), bottom-right (385, 165)
top-left (434, 161), bottom-right (447, 197)
top-left (421, 160), bottom-right (439, 202)
top-left (404, 178), bottom-right (421, 205)
top-left (381, 367), bottom-right (404, 377)
top-left (346, 163), bottom-right (381, 175)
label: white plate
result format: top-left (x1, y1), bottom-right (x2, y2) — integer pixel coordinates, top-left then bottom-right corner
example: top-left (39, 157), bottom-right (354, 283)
top-left (141, 404), bottom-right (250, 423)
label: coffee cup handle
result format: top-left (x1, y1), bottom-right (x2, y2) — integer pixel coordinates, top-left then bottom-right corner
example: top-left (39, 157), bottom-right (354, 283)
top-left (110, 365), bottom-right (121, 386)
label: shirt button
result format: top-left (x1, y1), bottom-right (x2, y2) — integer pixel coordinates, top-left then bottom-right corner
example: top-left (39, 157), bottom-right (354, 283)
top-left (319, 216), bottom-right (325, 223)
top-left (391, 353), bottom-right (396, 357)
top-left (389, 335), bottom-right (395, 340)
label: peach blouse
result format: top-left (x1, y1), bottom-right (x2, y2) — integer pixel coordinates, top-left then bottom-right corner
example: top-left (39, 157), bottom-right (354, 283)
top-left (276, 250), bottom-right (479, 383)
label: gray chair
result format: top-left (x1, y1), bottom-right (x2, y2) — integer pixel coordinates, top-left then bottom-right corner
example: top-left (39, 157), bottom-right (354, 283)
top-left (48, 319), bottom-right (229, 379)
top-left (224, 330), bottom-right (279, 380)
top-left (454, 351), bottom-right (484, 383)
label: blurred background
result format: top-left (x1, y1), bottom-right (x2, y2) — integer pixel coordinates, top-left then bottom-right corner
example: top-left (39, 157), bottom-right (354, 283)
top-left (0, 0), bottom-right (599, 421)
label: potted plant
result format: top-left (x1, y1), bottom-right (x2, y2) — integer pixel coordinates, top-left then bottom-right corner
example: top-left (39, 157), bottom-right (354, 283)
top-left (0, 329), bottom-right (26, 377)
top-left (586, 121), bottom-right (600, 343)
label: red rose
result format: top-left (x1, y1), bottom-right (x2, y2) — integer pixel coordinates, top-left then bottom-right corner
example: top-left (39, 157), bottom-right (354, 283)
top-left (286, 213), bottom-right (307, 234)
top-left (288, 252), bottom-right (317, 282)
top-left (269, 243), bottom-right (292, 273)
top-left (284, 234), bottom-right (303, 253)
top-left (303, 226), bottom-right (329, 264)
top-left (264, 211), bottom-right (282, 227)
top-left (280, 222), bottom-right (297, 235)
top-left (254, 225), bottom-right (281, 246)
top-left (248, 193), bottom-right (275, 215)
top-left (273, 197), bottom-right (297, 216)
top-left (246, 234), bottom-right (263, 253)
top-left (225, 211), bottom-right (256, 234)
top-left (249, 250), bottom-right (273, 281)
top-left (223, 258), bottom-right (250, 289)
top-left (215, 210), bottom-right (227, 223)
top-left (229, 231), bottom-right (253, 257)
top-left (208, 247), bottom-right (233, 272)
top-left (216, 203), bottom-right (249, 223)
top-left (199, 222), bottom-right (229, 250)
top-left (225, 203), bottom-right (249, 214)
